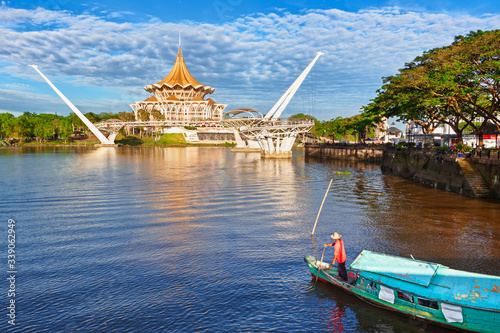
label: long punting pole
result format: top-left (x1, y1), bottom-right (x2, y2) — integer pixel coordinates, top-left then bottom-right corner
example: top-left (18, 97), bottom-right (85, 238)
top-left (28, 65), bottom-right (113, 144)
top-left (311, 179), bottom-right (333, 236)
top-left (264, 51), bottom-right (324, 120)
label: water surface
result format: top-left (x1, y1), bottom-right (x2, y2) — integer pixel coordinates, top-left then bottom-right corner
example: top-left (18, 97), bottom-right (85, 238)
top-left (1, 146), bottom-right (499, 332)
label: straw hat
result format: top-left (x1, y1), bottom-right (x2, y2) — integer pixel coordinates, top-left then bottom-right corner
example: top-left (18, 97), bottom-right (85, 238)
top-left (331, 232), bottom-right (342, 240)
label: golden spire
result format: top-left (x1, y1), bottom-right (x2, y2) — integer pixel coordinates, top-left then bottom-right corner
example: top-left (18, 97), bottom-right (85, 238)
top-left (154, 46), bottom-right (204, 87)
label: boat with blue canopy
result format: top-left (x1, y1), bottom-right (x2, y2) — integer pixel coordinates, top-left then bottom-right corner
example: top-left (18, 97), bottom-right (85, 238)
top-left (305, 250), bottom-right (500, 332)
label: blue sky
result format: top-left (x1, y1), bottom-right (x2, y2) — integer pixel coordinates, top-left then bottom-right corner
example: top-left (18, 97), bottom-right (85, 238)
top-left (1, 0), bottom-right (500, 123)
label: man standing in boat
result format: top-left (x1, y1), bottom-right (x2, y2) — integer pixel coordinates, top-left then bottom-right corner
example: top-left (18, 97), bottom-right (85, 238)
top-left (324, 232), bottom-right (347, 281)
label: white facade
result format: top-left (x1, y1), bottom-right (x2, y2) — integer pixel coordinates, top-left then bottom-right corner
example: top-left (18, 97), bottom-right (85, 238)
top-left (406, 120), bottom-right (500, 148)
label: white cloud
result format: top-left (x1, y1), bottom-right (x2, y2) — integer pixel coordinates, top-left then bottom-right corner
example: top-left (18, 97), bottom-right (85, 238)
top-left (0, 6), bottom-right (499, 119)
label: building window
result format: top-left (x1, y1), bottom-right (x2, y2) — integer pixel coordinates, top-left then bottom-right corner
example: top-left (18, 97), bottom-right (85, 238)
top-left (397, 291), bottom-right (414, 303)
top-left (417, 297), bottom-right (439, 310)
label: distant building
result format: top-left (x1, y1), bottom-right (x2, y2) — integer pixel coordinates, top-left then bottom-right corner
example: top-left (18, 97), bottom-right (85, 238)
top-left (373, 117), bottom-right (389, 143)
top-left (386, 123), bottom-right (403, 143)
top-left (369, 118), bottom-right (404, 144)
top-left (129, 47), bottom-right (227, 123)
top-left (405, 120), bottom-right (500, 148)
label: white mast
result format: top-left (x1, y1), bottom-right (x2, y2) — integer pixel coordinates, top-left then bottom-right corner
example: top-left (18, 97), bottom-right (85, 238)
top-left (264, 51), bottom-right (324, 120)
top-left (29, 65), bottom-right (114, 144)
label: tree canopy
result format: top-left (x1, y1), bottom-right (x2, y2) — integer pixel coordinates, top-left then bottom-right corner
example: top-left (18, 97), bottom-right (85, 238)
top-left (364, 29), bottom-right (500, 145)
top-left (0, 111), bottom-right (135, 142)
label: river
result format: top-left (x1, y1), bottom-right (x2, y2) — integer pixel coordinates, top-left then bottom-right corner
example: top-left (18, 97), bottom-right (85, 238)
top-left (1, 146), bottom-right (499, 332)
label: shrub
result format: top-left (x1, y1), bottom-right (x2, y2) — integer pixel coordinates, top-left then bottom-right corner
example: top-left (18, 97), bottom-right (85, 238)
top-left (396, 141), bottom-right (408, 149)
top-left (455, 143), bottom-right (473, 153)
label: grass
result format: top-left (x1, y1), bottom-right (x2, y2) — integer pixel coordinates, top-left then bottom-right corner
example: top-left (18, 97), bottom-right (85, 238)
top-left (116, 134), bottom-right (189, 146)
top-left (116, 134), bottom-right (235, 146)
top-left (154, 133), bottom-right (187, 145)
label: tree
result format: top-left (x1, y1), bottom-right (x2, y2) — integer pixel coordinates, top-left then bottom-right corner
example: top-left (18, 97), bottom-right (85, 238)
top-left (150, 109), bottom-right (165, 121)
top-left (84, 112), bottom-right (102, 123)
top-left (67, 113), bottom-right (85, 132)
top-left (13, 112), bottom-right (36, 142)
top-left (0, 113), bottom-right (15, 138)
top-left (32, 113), bottom-right (58, 142)
top-left (135, 109), bottom-right (150, 138)
top-left (119, 111), bottom-right (135, 122)
top-left (58, 117), bottom-right (74, 142)
top-left (136, 109), bottom-right (150, 122)
top-left (290, 113), bottom-right (322, 137)
top-left (364, 29), bottom-right (500, 145)
top-left (119, 111), bottom-right (135, 136)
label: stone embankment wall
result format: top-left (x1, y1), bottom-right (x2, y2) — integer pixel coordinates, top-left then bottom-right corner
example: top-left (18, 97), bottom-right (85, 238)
top-left (304, 145), bottom-right (500, 199)
top-left (382, 150), bottom-right (500, 199)
top-left (305, 145), bottom-right (384, 162)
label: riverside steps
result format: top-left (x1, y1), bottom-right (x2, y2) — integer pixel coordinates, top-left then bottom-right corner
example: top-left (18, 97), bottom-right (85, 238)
top-left (305, 144), bottom-right (500, 200)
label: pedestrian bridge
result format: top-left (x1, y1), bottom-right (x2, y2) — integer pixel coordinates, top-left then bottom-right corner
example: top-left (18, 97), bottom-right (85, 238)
top-left (30, 51), bottom-right (323, 156)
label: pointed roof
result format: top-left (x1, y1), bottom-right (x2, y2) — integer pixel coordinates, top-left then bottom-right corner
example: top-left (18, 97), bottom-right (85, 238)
top-left (191, 95), bottom-right (204, 101)
top-left (154, 47), bottom-right (208, 88)
top-left (144, 96), bottom-right (157, 102)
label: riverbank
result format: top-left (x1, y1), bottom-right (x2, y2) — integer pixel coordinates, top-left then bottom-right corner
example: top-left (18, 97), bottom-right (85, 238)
top-left (382, 150), bottom-right (500, 200)
top-left (305, 144), bottom-right (384, 162)
top-left (3, 133), bottom-right (236, 147)
top-left (305, 144), bottom-right (500, 200)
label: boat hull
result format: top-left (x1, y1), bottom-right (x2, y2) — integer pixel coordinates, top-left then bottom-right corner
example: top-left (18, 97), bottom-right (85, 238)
top-left (305, 255), bottom-right (500, 333)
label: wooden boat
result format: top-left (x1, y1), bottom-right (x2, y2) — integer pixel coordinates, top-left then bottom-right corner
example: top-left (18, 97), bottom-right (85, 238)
top-left (305, 250), bottom-right (500, 332)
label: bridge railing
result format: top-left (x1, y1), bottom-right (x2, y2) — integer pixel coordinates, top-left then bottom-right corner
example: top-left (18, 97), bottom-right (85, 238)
top-left (94, 120), bottom-right (225, 129)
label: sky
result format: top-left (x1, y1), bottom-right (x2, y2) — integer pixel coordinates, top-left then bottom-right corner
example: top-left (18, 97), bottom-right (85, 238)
top-left (1, 0), bottom-right (500, 123)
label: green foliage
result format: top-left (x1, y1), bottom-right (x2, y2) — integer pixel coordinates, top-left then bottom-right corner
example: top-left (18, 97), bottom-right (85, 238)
top-left (363, 29), bottom-right (500, 146)
top-left (431, 145), bottom-right (450, 153)
top-left (98, 112), bottom-right (117, 121)
top-left (136, 109), bottom-right (150, 122)
top-left (455, 143), bottom-right (473, 153)
top-left (84, 112), bottom-right (101, 123)
top-left (58, 117), bottom-right (74, 141)
top-left (150, 109), bottom-right (165, 121)
top-left (289, 113), bottom-right (317, 121)
top-left (119, 111), bottom-right (135, 121)
top-left (293, 113), bottom-right (381, 142)
top-left (396, 142), bottom-right (408, 149)
top-left (0, 111), bottom-right (125, 142)
top-left (0, 113), bottom-right (15, 138)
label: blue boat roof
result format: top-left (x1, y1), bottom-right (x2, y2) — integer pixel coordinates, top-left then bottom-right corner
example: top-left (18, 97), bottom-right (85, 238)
top-left (350, 250), bottom-right (440, 287)
top-left (350, 251), bottom-right (500, 311)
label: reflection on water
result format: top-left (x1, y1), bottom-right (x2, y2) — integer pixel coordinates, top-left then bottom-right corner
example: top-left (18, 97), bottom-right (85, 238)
top-left (327, 304), bottom-right (346, 333)
top-left (0, 146), bottom-right (499, 332)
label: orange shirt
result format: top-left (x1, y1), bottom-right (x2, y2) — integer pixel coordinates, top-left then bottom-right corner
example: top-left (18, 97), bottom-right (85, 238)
top-left (333, 239), bottom-right (346, 264)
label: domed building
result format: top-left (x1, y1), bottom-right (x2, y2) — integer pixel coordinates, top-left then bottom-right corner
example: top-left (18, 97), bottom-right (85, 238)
top-left (129, 47), bottom-right (227, 123)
